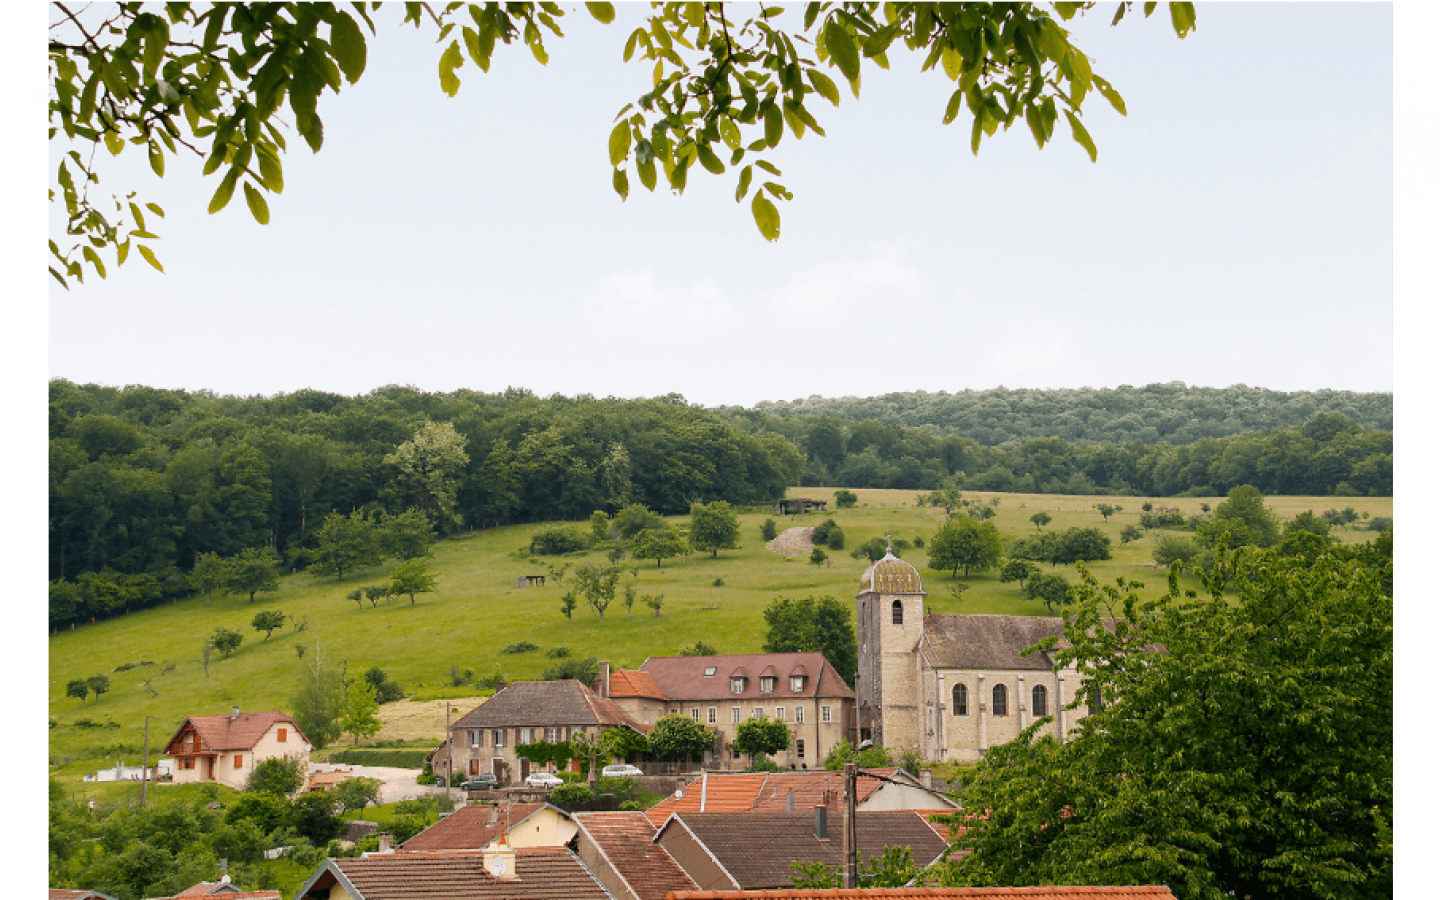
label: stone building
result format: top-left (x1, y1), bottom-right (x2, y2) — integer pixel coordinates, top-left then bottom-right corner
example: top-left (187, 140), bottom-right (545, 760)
top-left (856, 551), bottom-right (1097, 762)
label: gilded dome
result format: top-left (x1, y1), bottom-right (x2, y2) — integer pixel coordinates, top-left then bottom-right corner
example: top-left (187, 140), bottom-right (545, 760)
top-left (858, 550), bottom-right (924, 595)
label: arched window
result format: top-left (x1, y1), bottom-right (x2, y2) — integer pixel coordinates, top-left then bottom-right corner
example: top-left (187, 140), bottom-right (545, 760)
top-left (991, 684), bottom-right (1007, 716)
top-left (952, 683), bottom-right (967, 716)
top-left (1031, 685), bottom-right (1047, 718)
top-left (891, 599), bottom-right (904, 625)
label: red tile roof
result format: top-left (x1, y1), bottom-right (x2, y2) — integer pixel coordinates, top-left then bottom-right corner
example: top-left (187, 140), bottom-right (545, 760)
top-left (643, 770), bottom-right (910, 826)
top-left (298, 847), bottom-right (612, 899)
top-left (666, 888), bottom-right (1178, 900)
top-left (609, 669), bottom-right (669, 701)
top-left (161, 711), bottom-right (307, 755)
top-left (400, 803), bottom-right (551, 851)
top-left (640, 654), bottom-right (854, 703)
top-left (573, 811), bottom-right (699, 900)
top-left (50, 892), bottom-right (119, 900)
top-left (147, 884), bottom-right (281, 900)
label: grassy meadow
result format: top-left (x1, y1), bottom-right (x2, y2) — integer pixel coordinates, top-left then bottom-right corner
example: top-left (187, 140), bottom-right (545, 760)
top-left (48, 488), bottom-right (1392, 786)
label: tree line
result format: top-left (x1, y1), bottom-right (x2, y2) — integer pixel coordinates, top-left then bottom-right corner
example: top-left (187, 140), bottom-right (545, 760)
top-left (732, 408), bottom-right (1390, 498)
top-left (737, 383), bottom-right (1391, 446)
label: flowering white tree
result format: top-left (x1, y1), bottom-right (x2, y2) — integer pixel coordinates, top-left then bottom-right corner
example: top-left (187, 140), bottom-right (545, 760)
top-left (384, 422), bottom-right (468, 531)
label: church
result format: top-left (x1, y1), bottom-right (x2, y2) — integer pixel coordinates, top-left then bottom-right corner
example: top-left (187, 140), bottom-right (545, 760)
top-left (855, 550), bottom-right (1097, 763)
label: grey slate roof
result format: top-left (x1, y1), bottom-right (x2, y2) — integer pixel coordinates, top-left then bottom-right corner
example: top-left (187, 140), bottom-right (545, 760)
top-left (452, 681), bottom-right (644, 731)
top-left (917, 615), bottom-right (1068, 671)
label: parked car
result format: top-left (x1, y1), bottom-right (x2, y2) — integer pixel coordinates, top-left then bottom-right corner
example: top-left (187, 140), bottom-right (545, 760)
top-left (460, 774), bottom-right (500, 791)
top-left (601, 764), bottom-right (644, 778)
top-left (524, 772), bottom-right (564, 789)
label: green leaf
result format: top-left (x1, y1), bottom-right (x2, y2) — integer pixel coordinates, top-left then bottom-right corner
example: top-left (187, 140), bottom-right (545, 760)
top-left (331, 12), bottom-right (368, 84)
top-left (612, 167), bottom-right (630, 200)
top-left (1095, 76), bottom-right (1127, 116)
top-left (735, 165), bottom-right (753, 203)
top-left (257, 146), bottom-right (285, 193)
top-left (104, 131), bottom-right (124, 156)
top-left (608, 121), bottom-right (632, 167)
top-left (940, 45), bottom-right (963, 81)
top-left (751, 192), bottom-right (780, 241)
top-left (806, 69), bottom-right (841, 107)
top-left (208, 167), bottom-right (240, 214)
top-left (755, 159), bottom-right (781, 177)
top-left (824, 19), bottom-right (861, 84)
top-left (585, 2), bottom-right (615, 24)
top-left (243, 182), bottom-right (271, 225)
top-left (1170, 2), bottom-right (1197, 37)
top-left (1065, 111), bottom-right (1097, 162)
top-left (1024, 105), bottom-right (1047, 149)
top-left (637, 154), bottom-right (657, 191)
top-left (696, 142), bottom-right (725, 174)
top-left (82, 246), bottom-right (107, 279)
top-left (439, 40), bottom-right (463, 97)
top-left (719, 117), bottom-right (742, 150)
top-left (147, 143), bottom-right (165, 177)
top-left (943, 88), bottom-right (965, 125)
top-left (117, 239), bottom-right (131, 266)
top-left (762, 103), bottom-right (783, 147)
top-left (137, 244), bottom-right (164, 273)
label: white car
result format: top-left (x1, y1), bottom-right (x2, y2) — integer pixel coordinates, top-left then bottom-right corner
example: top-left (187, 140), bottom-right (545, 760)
top-left (524, 772), bottom-right (564, 788)
top-left (601, 764), bottom-right (644, 778)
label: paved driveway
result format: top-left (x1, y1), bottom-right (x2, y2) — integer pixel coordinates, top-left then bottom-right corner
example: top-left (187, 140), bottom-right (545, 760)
top-left (309, 763), bottom-right (439, 805)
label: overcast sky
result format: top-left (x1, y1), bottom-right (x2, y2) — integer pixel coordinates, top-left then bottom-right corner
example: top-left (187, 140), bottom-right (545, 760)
top-left (41, 2), bottom-right (1399, 408)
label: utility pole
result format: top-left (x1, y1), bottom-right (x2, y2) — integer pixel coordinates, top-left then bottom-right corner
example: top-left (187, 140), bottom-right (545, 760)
top-left (446, 702), bottom-right (455, 797)
top-left (842, 761), bottom-right (858, 889)
top-left (140, 716), bottom-right (151, 807)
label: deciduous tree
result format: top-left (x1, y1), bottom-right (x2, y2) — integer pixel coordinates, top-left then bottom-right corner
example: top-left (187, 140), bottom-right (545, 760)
top-left (647, 713), bottom-right (714, 762)
top-left (734, 715), bottom-right (792, 768)
top-left (340, 680), bottom-right (381, 745)
top-left (928, 515), bottom-right (1003, 577)
top-left (209, 627), bottom-right (243, 658)
top-left (47, 3), bottom-right (1194, 285)
top-left (311, 510), bottom-right (384, 580)
top-left (224, 546), bottom-right (281, 603)
top-left (761, 595), bottom-right (857, 686)
top-left (632, 526), bottom-right (686, 568)
top-left (244, 755), bottom-right (306, 795)
top-left (574, 564), bottom-right (621, 619)
top-left (1030, 511), bottom-right (1053, 530)
top-left (689, 500), bottom-right (741, 558)
top-left (385, 422), bottom-right (469, 531)
top-left (251, 609), bottom-right (286, 640)
top-left (388, 557), bottom-right (437, 605)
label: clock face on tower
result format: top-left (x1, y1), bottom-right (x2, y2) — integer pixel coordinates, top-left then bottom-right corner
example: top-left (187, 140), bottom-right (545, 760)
top-left (488, 856), bottom-right (508, 877)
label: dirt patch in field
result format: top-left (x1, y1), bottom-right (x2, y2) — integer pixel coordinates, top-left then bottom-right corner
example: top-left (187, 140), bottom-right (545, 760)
top-left (375, 696), bottom-right (487, 745)
top-left (766, 527), bottom-right (816, 557)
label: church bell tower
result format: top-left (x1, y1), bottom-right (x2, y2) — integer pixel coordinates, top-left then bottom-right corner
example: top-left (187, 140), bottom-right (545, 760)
top-left (855, 548), bottom-right (925, 751)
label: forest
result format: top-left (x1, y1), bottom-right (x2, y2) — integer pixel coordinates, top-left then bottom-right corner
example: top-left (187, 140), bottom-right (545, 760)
top-left (49, 380), bottom-right (1391, 628)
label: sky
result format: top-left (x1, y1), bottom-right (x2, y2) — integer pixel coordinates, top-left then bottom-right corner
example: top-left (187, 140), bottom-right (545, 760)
top-left (40, 2), bottom-right (1401, 409)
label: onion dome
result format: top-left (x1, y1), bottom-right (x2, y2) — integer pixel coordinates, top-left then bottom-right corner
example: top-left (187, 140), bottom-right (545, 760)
top-left (858, 549), bottom-right (924, 594)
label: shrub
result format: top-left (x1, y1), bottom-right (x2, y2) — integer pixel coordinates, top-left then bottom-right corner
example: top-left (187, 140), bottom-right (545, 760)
top-left (1153, 535), bottom-right (1202, 566)
top-left (1368, 516), bottom-right (1392, 531)
top-left (810, 547), bottom-right (828, 566)
top-left (529, 526), bottom-right (591, 556)
top-left (812, 518), bottom-right (845, 550)
top-left (501, 642), bottom-right (538, 655)
top-left (615, 504), bottom-right (664, 538)
top-left (834, 489), bottom-right (858, 509)
top-left (760, 518), bottom-right (778, 541)
top-left (542, 656), bottom-right (598, 683)
top-left (549, 782), bottom-right (594, 808)
top-left (712, 577), bottom-right (725, 587)
top-left (245, 756), bottom-right (306, 795)
top-left (1120, 525), bottom-right (1143, 544)
top-left (547, 646), bottom-right (571, 658)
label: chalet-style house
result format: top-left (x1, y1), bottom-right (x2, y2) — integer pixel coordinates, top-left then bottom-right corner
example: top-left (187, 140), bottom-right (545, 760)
top-left (640, 768), bottom-right (956, 826)
top-left (161, 709), bottom-right (310, 791)
top-left (857, 551), bottom-right (1104, 762)
top-left (603, 653), bottom-right (855, 771)
top-left (401, 801), bottom-right (577, 852)
top-left (294, 847), bottom-right (613, 900)
top-left (434, 680), bottom-right (648, 784)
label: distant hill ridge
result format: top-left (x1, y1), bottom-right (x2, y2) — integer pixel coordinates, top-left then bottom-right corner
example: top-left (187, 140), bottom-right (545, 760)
top-left (740, 383), bottom-right (1392, 446)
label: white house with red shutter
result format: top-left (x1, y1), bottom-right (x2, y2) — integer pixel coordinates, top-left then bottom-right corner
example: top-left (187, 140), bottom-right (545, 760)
top-left (162, 708), bottom-right (311, 790)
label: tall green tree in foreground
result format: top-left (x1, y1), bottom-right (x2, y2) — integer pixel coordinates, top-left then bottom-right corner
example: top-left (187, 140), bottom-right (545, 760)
top-left (48, 3), bottom-right (1194, 285)
top-left (762, 595), bottom-right (857, 686)
top-left (939, 538), bottom-right (1392, 900)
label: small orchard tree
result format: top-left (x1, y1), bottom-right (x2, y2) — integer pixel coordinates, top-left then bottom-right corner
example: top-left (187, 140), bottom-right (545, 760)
top-left (574, 565), bottom-right (621, 619)
top-left (226, 546), bottom-right (282, 602)
top-left (1024, 573), bottom-right (1073, 613)
top-left (210, 627), bottom-right (243, 658)
top-left (252, 609), bottom-right (286, 640)
top-left (632, 527), bottom-right (686, 568)
top-left (389, 557), bottom-right (437, 605)
top-left (998, 559), bottom-right (1040, 592)
top-left (589, 510), bottom-right (611, 543)
top-left (560, 591), bottom-right (577, 620)
top-left (340, 680), bottom-right (381, 745)
top-left (734, 715), bottom-right (792, 768)
top-left (347, 588), bottom-right (364, 609)
top-left (760, 518), bottom-right (778, 541)
top-left (1120, 524), bottom-right (1143, 544)
top-left (335, 776), bottom-right (382, 813)
top-left (192, 552), bottom-right (232, 602)
top-left (928, 516), bottom-right (1003, 577)
top-left (689, 501), bottom-right (741, 558)
top-left (1030, 511), bottom-right (1052, 530)
top-left (86, 674), bottom-right (110, 701)
top-left (1094, 503), bottom-right (1122, 522)
top-left (810, 546), bottom-right (828, 566)
top-left (365, 584), bottom-right (388, 607)
top-left (643, 592), bottom-right (665, 618)
top-left (66, 679), bottom-right (90, 704)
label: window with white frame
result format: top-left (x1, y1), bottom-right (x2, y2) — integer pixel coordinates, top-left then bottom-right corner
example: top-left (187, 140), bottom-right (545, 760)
top-left (469, 729), bottom-right (480, 748)
top-left (795, 706), bottom-right (804, 723)
top-left (752, 707), bottom-right (764, 719)
top-left (492, 729), bottom-right (506, 747)
top-left (690, 708), bottom-right (699, 720)
top-left (821, 706), bottom-right (832, 723)
top-left (708, 707), bottom-right (717, 724)
top-left (790, 675), bottom-right (805, 692)
top-left (775, 707), bottom-right (785, 721)
top-left (760, 676), bottom-right (777, 693)
top-left (545, 726), bottom-right (559, 742)
top-left (732, 707), bottom-right (740, 723)
top-left (519, 727), bottom-right (533, 743)
top-left (730, 677), bottom-right (745, 694)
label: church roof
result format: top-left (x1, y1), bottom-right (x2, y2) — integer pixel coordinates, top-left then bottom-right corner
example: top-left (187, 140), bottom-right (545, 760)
top-left (918, 614), bottom-right (1068, 670)
top-left (858, 550), bottom-right (924, 595)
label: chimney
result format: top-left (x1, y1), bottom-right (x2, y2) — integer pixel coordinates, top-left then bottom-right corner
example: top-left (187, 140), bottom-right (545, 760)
top-left (598, 660), bottom-right (611, 698)
top-left (230, 706), bottom-right (240, 722)
top-left (920, 768), bottom-right (934, 790)
top-left (489, 802), bottom-right (499, 826)
top-left (786, 789), bottom-right (795, 813)
top-left (814, 805), bottom-right (828, 840)
top-left (377, 832), bottom-right (393, 853)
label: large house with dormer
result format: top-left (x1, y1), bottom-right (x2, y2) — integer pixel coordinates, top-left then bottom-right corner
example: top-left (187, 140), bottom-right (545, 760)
top-left (857, 550), bottom-right (1105, 763)
top-left (603, 653), bottom-right (856, 771)
top-left (161, 708), bottom-right (310, 790)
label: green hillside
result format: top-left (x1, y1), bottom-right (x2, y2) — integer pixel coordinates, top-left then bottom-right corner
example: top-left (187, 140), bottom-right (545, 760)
top-left (49, 488), bottom-right (1392, 782)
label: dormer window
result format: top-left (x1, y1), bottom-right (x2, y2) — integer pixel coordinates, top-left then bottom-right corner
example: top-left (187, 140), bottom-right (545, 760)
top-left (730, 677), bottom-right (746, 694)
top-left (759, 676), bottom-right (777, 694)
top-left (789, 675), bottom-right (805, 693)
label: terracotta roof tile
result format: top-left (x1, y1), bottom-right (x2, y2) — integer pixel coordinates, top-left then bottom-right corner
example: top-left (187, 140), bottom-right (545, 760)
top-left (609, 670), bottom-right (669, 701)
top-left (452, 681), bottom-right (645, 732)
top-left (574, 811), bottom-right (699, 900)
top-left (666, 888), bottom-right (1178, 900)
top-left (401, 803), bottom-right (550, 851)
top-left (640, 654), bottom-right (854, 704)
top-left (161, 711), bottom-right (307, 754)
top-left (304, 846), bottom-right (612, 899)
top-left (644, 770), bottom-right (917, 827)
top-left (50, 892), bottom-right (119, 900)
top-left (660, 811), bottom-right (951, 889)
